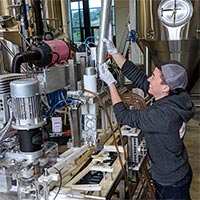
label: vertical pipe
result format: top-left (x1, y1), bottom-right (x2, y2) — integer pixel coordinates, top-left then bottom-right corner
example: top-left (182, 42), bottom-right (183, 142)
top-left (0, 0), bottom-right (9, 16)
top-left (61, 0), bottom-right (70, 41)
top-left (21, 0), bottom-right (28, 30)
top-left (68, 59), bottom-right (77, 91)
top-left (71, 108), bottom-right (81, 147)
top-left (11, 0), bottom-right (16, 17)
top-left (96, 0), bottom-right (112, 66)
top-left (20, 0), bottom-right (29, 50)
top-left (33, 0), bottom-right (44, 40)
top-left (83, 0), bottom-right (91, 39)
top-left (129, 0), bottom-right (137, 62)
top-left (129, 0), bottom-right (136, 31)
top-left (42, 0), bottom-right (48, 32)
top-left (145, 46), bottom-right (150, 76)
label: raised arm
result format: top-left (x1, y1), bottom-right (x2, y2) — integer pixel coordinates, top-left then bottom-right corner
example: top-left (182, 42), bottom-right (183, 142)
top-left (102, 38), bottom-right (126, 69)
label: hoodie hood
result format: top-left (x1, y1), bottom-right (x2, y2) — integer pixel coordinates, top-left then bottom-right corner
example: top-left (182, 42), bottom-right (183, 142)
top-left (158, 90), bottom-right (195, 122)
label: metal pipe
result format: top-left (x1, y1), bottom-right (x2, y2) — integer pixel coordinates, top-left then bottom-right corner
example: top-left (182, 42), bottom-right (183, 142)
top-left (33, 0), bottom-right (44, 40)
top-left (71, 107), bottom-right (81, 147)
top-left (129, 0), bottom-right (137, 31)
top-left (129, 0), bottom-right (137, 62)
top-left (21, 0), bottom-right (28, 30)
top-left (96, 0), bottom-right (112, 66)
top-left (0, 0), bottom-right (9, 16)
top-left (60, 0), bottom-right (70, 41)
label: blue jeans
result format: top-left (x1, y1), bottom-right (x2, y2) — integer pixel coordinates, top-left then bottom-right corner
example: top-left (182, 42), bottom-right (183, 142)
top-left (153, 167), bottom-right (193, 200)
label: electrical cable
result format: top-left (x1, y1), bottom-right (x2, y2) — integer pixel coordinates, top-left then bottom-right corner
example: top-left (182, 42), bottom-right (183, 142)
top-left (0, 99), bottom-right (13, 141)
top-left (83, 89), bottom-right (132, 199)
top-left (0, 115), bottom-right (13, 141)
top-left (52, 167), bottom-right (62, 200)
top-left (42, 92), bottom-right (80, 117)
top-left (84, 36), bottom-right (98, 47)
top-left (47, 98), bottom-right (76, 117)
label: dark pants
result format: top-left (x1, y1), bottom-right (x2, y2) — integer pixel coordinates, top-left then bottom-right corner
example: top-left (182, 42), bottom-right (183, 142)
top-left (153, 167), bottom-right (193, 200)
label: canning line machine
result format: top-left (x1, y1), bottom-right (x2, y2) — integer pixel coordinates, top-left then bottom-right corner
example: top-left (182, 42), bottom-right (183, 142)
top-left (0, 0), bottom-right (199, 200)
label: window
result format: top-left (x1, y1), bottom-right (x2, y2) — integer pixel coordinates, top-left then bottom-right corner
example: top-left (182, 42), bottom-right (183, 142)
top-left (69, 0), bottom-right (115, 43)
top-left (70, 1), bottom-right (84, 42)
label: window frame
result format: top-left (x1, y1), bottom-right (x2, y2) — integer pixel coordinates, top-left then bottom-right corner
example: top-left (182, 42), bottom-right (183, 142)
top-left (69, 0), bottom-right (115, 43)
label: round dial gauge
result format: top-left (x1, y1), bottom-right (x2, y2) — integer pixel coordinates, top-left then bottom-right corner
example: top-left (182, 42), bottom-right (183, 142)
top-left (158, 0), bottom-right (193, 27)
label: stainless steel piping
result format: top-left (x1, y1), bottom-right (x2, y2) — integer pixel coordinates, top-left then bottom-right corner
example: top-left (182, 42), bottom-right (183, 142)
top-left (96, 0), bottom-right (112, 66)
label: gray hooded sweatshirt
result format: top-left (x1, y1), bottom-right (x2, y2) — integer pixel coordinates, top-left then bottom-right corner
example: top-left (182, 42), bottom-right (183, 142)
top-left (113, 60), bottom-right (195, 184)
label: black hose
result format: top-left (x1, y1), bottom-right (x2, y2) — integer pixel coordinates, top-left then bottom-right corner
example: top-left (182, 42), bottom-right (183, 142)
top-left (12, 51), bottom-right (42, 73)
top-left (12, 54), bottom-right (24, 73)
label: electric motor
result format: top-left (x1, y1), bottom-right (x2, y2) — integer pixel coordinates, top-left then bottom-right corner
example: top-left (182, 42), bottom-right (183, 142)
top-left (10, 78), bottom-right (46, 130)
top-left (32, 39), bottom-right (70, 67)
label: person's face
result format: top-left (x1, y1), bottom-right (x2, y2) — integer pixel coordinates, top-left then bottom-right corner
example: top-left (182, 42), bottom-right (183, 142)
top-left (147, 67), bottom-right (170, 100)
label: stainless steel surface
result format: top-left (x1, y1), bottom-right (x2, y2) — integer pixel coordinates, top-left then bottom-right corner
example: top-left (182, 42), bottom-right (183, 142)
top-left (0, 0), bottom-right (9, 16)
top-left (68, 59), bottom-right (77, 91)
top-left (157, 0), bottom-right (193, 28)
top-left (10, 78), bottom-right (39, 97)
top-left (134, 0), bottom-right (200, 91)
top-left (71, 107), bottom-right (81, 147)
top-left (1, 39), bottom-right (20, 73)
top-left (60, 0), bottom-right (70, 41)
top-left (97, 0), bottom-right (112, 66)
top-left (45, 0), bottom-right (63, 30)
top-left (42, 64), bottom-right (69, 94)
top-left (3, 30), bottom-right (22, 46)
top-left (135, 0), bottom-right (199, 41)
top-left (85, 67), bottom-right (96, 75)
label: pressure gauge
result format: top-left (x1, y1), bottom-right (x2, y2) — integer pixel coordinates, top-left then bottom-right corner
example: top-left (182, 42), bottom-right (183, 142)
top-left (158, 0), bottom-right (193, 27)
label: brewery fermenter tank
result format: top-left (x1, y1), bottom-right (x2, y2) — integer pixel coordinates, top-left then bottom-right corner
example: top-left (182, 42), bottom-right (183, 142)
top-left (132, 0), bottom-right (200, 92)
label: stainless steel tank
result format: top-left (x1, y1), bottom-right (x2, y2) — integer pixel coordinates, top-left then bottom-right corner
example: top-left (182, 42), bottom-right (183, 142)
top-left (133, 0), bottom-right (200, 91)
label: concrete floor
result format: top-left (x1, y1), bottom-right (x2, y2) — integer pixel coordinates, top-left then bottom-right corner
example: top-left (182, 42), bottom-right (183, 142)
top-left (184, 99), bottom-right (200, 200)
